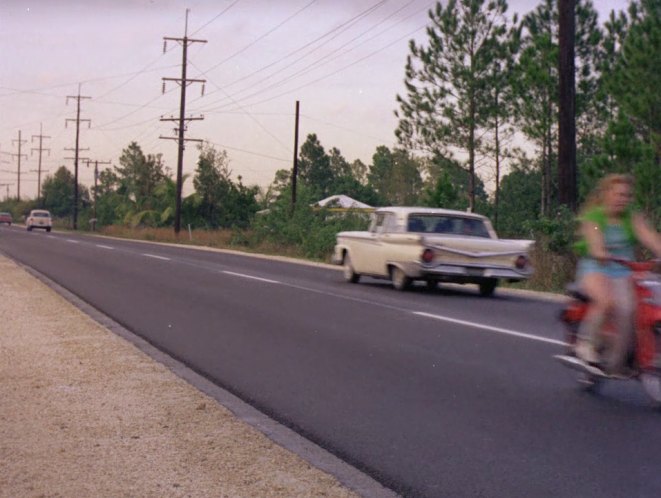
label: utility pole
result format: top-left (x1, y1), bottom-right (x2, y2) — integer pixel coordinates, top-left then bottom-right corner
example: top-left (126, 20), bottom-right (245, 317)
top-left (558, 0), bottom-right (577, 211)
top-left (84, 159), bottom-right (111, 223)
top-left (31, 123), bottom-right (51, 204)
top-left (291, 100), bottom-right (300, 211)
top-left (11, 130), bottom-right (27, 201)
top-left (0, 183), bottom-right (13, 201)
top-left (66, 84), bottom-right (91, 229)
top-left (0, 146), bottom-right (9, 185)
top-left (159, 8), bottom-right (207, 235)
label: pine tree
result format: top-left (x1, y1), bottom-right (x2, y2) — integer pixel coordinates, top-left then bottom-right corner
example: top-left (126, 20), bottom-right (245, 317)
top-left (395, 0), bottom-right (508, 212)
top-left (605, 0), bottom-right (661, 222)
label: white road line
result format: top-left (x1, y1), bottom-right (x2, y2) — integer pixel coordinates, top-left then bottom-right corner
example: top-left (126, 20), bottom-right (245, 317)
top-left (66, 239), bottom-right (80, 244)
top-left (222, 271), bottom-right (281, 284)
top-left (413, 311), bottom-right (566, 346)
top-left (96, 244), bottom-right (114, 250)
top-left (143, 253), bottom-right (171, 261)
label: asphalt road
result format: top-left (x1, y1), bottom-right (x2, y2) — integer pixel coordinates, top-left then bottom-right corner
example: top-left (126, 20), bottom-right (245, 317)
top-left (1, 225), bottom-right (660, 498)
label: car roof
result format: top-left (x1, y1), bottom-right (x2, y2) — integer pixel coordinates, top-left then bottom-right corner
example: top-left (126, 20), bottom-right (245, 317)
top-left (374, 206), bottom-right (488, 221)
top-left (30, 209), bottom-right (51, 214)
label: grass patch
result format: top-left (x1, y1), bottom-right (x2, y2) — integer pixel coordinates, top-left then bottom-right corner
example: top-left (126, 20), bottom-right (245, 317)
top-left (96, 226), bottom-right (325, 262)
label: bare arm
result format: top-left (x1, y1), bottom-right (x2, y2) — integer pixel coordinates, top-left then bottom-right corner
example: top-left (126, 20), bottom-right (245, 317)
top-left (633, 213), bottom-right (661, 258)
top-left (581, 220), bottom-right (609, 260)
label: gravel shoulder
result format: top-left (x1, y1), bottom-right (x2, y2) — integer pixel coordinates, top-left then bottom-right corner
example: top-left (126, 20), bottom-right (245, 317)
top-left (0, 254), bottom-right (361, 498)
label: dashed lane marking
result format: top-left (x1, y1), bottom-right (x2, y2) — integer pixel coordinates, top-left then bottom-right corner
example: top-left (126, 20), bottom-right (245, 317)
top-left (222, 271), bottom-right (281, 284)
top-left (142, 253), bottom-right (171, 261)
top-left (413, 311), bottom-right (566, 346)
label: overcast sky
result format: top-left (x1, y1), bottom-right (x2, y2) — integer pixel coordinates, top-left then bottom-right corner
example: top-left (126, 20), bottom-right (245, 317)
top-left (0, 0), bottom-right (630, 199)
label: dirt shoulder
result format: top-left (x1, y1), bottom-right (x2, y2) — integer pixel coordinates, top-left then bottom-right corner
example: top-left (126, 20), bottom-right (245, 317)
top-left (0, 254), bottom-right (363, 498)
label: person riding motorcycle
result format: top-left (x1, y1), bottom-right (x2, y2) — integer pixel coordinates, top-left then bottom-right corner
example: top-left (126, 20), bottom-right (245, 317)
top-left (573, 174), bottom-right (661, 374)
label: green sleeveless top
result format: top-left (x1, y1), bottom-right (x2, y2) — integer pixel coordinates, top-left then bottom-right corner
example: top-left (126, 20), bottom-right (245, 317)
top-left (573, 206), bottom-right (636, 257)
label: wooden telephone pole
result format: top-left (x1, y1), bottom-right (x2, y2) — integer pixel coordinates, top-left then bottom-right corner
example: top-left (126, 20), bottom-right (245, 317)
top-left (84, 159), bottom-right (111, 223)
top-left (31, 123), bottom-right (51, 203)
top-left (11, 130), bottom-right (27, 201)
top-left (65, 84), bottom-right (91, 229)
top-left (291, 100), bottom-right (300, 211)
top-left (159, 9), bottom-right (207, 235)
top-left (558, 0), bottom-right (577, 211)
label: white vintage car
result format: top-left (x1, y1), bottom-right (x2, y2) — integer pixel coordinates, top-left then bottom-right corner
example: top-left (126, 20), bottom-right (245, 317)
top-left (332, 207), bottom-right (533, 296)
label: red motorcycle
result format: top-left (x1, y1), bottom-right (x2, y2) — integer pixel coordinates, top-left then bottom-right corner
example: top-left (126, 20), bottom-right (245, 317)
top-left (555, 259), bottom-right (661, 407)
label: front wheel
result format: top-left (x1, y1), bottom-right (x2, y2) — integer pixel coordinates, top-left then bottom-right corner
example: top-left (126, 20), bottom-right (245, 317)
top-left (391, 267), bottom-right (411, 291)
top-left (479, 279), bottom-right (498, 297)
top-left (26, 226), bottom-right (32, 231)
top-left (46, 227), bottom-right (51, 232)
top-left (640, 372), bottom-right (661, 409)
top-left (343, 253), bottom-right (360, 284)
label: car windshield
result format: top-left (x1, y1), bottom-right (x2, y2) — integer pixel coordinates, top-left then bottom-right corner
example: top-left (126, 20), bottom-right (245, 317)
top-left (32, 212), bottom-right (50, 218)
top-left (406, 215), bottom-right (491, 238)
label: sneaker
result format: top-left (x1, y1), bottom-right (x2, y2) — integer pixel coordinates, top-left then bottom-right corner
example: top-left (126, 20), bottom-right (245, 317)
top-left (609, 368), bottom-right (637, 380)
top-left (575, 340), bottom-right (600, 365)
top-left (553, 354), bottom-right (607, 377)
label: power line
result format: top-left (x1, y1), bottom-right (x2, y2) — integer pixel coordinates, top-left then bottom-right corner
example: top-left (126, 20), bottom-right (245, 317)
top-left (192, 0), bottom-right (318, 76)
top-left (189, 0), bottom-right (388, 108)
top-left (197, 0), bottom-right (419, 113)
top-left (198, 1), bottom-right (432, 114)
top-left (189, 0), bottom-right (243, 36)
top-left (188, 59), bottom-right (291, 154)
top-left (206, 21), bottom-right (428, 113)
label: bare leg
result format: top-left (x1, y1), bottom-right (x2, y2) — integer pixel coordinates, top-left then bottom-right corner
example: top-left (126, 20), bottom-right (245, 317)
top-left (604, 277), bottom-right (635, 374)
top-left (576, 272), bottom-right (614, 364)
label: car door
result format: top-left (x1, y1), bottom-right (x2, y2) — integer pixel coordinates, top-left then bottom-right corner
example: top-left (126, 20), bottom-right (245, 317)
top-left (366, 212), bottom-right (397, 276)
top-left (350, 212), bottom-right (385, 276)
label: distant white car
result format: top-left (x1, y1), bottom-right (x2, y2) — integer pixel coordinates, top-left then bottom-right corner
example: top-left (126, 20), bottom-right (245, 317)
top-left (26, 209), bottom-right (52, 232)
top-left (333, 207), bottom-right (534, 296)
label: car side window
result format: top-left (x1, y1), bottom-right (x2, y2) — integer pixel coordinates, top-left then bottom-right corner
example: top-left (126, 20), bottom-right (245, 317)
top-left (382, 213), bottom-right (398, 233)
top-left (407, 216), bottom-right (426, 233)
top-left (370, 213), bottom-right (386, 233)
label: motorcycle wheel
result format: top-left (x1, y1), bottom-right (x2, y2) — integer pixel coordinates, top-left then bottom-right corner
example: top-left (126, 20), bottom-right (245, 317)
top-left (640, 372), bottom-right (661, 409)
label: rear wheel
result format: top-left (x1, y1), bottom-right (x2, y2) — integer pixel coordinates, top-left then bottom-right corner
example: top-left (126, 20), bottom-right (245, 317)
top-left (46, 227), bottom-right (51, 232)
top-left (479, 279), bottom-right (498, 297)
top-left (27, 226), bottom-right (32, 231)
top-left (391, 267), bottom-right (411, 291)
top-left (343, 253), bottom-right (360, 284)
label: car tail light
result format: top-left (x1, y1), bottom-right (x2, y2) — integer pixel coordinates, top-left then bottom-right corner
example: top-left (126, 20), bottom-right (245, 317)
top-left (515, 255), bottom-right (528, 269)
top-left (421, 248), bottom-right (434, 264)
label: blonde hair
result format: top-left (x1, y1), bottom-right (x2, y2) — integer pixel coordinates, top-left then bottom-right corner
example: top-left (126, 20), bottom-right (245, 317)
top-left (580, 173), bottom-right (634, 215)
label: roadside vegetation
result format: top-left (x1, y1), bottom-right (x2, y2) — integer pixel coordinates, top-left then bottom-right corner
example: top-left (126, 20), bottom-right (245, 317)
top-left (1, 0), bottom-right (658, 293)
